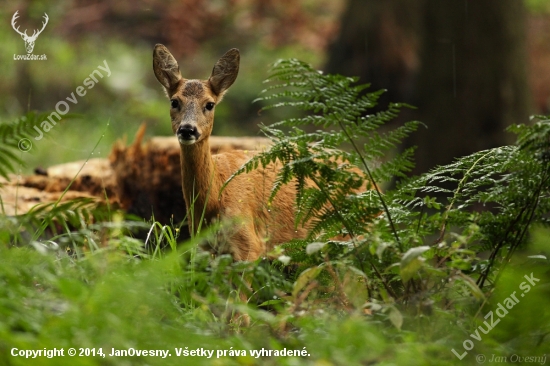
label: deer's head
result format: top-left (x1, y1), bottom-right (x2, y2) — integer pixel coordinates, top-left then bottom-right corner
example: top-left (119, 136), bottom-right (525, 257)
top-left (153, 44), bottom-right (240, 146)
top-left (11, 11), bottom-right (49, 54)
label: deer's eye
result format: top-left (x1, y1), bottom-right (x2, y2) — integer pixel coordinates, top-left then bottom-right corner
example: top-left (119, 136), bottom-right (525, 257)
top-left (170, 99), bottom-right (179, 109)
top-left (205, 102), bottom-right (215, 111)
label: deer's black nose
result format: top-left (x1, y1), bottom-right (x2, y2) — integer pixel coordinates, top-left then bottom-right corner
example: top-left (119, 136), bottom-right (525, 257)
top-left (177, 124), bottom-right (200, 141)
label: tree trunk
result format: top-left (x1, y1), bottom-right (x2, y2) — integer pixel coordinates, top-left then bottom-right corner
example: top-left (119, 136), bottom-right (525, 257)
top-left (326, 0), bottom-right (531, 175)
top-left (408, 0), bottom-right (531, 174)
top-left (325, 0), bottom-right (422, 109)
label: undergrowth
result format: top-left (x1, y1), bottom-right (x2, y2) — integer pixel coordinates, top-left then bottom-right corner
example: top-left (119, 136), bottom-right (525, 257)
top-left (0, 59), bottom-right (549, 365)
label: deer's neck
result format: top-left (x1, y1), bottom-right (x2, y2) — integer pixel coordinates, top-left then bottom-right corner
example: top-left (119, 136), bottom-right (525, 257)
top-left (179, 139), bottom-right (222, 231)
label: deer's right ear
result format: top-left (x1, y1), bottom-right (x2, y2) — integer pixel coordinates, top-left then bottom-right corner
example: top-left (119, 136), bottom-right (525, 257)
top-left (153, 44), bottom-right (182, 96)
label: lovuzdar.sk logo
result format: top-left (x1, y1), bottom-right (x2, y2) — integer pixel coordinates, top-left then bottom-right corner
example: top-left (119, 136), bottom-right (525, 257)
top-left (12, 10), bottom-right (48, 60)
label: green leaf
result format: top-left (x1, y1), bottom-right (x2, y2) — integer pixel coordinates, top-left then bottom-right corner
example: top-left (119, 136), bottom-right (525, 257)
top-left (292, 266), bottom-right (322, 298)
top-left (388, 305), bottom-right (403, 330)
top-left (258, 299), bottom-right (286, 307)
top-left (400, 246), bottom-right (429, 283)
top-left (459, 275), bottom-right (486, 301)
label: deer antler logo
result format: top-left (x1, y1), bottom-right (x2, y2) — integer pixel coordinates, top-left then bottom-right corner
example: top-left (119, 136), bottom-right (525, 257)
top-left (11, 11), bottom-right (49, 54)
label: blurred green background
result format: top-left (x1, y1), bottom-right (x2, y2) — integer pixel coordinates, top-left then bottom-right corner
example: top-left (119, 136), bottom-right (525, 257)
top-left (1, 0), bottom-right (550, 174)
top-left (1, 0), bottom-right (341, 174)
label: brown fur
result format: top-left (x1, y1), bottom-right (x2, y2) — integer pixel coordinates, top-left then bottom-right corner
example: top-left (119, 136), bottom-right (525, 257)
top-left (153, 44), bottom-right (307, 261)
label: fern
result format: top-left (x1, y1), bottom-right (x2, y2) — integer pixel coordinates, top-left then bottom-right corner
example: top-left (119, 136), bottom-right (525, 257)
top-left (228, 58), bottom-right (550, 309)
top-left (385, 116), bottom-right (550, 297)
top-left (0, 112), bottom-right (42, 180)
top-left (221, 59), bottom-right (424, 302)
top-left (229, 59), bottom-right (419, 247)
top-left (0, 111), bottom-right (80, 181)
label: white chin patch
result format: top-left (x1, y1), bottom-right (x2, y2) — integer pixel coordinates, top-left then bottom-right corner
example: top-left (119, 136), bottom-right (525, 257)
top-left (178, 137), bottom-right (196, 145)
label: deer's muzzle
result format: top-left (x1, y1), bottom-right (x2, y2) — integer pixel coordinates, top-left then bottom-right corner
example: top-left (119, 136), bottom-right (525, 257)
top-left (177, 124), bottom-right (201, 145)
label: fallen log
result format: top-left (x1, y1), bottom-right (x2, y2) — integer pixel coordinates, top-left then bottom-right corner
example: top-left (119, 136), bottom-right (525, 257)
top-left (0, 177), bottom-right (97, 217)
top-left (2, 125), bottom-right (271, 233)
top-left (109, 124), bottom-right (271, 225)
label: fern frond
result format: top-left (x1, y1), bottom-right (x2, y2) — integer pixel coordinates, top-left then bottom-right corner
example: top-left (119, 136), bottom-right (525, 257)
top-left (0, 111), bottom-right (76, 181)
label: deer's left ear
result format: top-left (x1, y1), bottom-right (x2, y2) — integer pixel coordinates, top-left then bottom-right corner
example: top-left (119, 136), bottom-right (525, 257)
top-left (208, 48), bottom-right (240, 97)
top-left (153, 44), bottom-right (182, 96)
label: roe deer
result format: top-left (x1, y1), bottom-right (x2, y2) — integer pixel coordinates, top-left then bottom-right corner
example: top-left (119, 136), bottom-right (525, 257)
top-left (153, 44), bottom-right (308, 262)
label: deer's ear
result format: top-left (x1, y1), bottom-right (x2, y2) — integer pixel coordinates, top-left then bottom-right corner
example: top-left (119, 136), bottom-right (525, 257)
top-left (208, 48), bottom-right (240, 97)
top-left (153, 44), bottom-right (182, 96)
